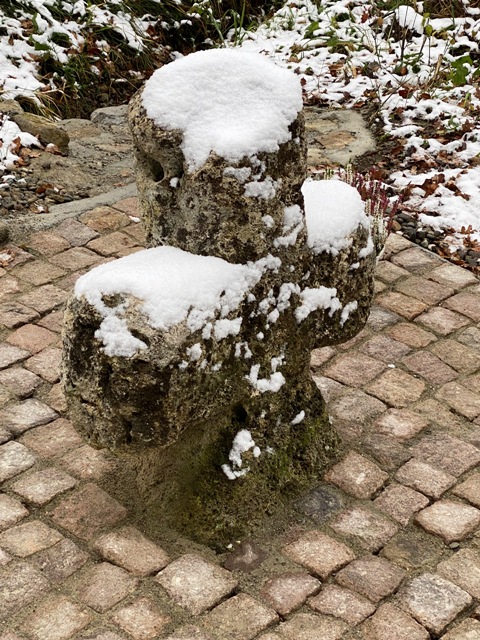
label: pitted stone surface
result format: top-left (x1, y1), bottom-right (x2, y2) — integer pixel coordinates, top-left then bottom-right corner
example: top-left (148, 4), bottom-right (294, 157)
top-left (63, 51), bottom-right (377, 545)
top-left (156, 554), bottom-right (237, 615)
top-left (0, 109), bottom-right (479, 640)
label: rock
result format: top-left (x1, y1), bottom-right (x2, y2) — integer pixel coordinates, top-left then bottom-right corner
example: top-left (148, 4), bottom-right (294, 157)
top-left (0, 99), bottom-right (24, 116)
top-left (223, 539), bottom-right (268, 572)
top-left (63, 49), bottom-right (377, 545)
top-left (0, 223), bottom-right (10, 245)
top-left (90, 105), bottom-right (129, 127)
top-left (12, 113), bottom-right (70, 154)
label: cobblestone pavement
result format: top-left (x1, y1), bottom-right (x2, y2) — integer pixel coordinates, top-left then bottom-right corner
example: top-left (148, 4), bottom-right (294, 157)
top-left (0, 197), bottom-right (480, 640)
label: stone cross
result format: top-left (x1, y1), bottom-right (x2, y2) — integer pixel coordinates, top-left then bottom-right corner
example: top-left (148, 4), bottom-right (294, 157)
top-left (62, 49), bottom-right (377, 545)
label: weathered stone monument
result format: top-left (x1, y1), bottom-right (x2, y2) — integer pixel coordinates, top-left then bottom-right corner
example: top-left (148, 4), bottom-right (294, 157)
top-left (62, 49), bottom-right (378, 545)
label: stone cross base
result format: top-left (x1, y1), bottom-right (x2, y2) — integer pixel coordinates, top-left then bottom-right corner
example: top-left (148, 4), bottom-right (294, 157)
top-left (62, 49), bottom-right (377, 544)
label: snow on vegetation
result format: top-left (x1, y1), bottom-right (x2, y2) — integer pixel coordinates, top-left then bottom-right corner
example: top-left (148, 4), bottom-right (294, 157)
top-left (141, 49), bottom-right (303, 171)
top-left (2, 2), bottom-right (480, 255)
top-left (235, 0), bottom-right (480, 251)
top-left (0, 116), bottom-right (41, 169)
top-left (0, 0), bottom-right (146, 103)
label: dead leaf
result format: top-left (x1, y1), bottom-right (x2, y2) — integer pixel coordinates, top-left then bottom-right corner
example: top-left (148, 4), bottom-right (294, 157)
top-left (45, 144), bottom-right (63, 155)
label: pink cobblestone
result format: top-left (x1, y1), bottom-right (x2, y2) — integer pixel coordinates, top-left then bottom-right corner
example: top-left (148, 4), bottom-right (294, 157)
top-left (374, 409), bottom-right (429, 441)
top-left (336, 555), bottom-right (405, 603)
top-left (156, 554), bottom-right (237, 615)
top-left (260, 572), bottom-right (320, 616)
top-left (308, 583), bottom-right (375, 625)
top-left (72, 562), bottom-right (139, 613)
top-left (366, 368), bottom-right (426, 408)
top-left (94, 525), bottom-right (169, 576)
top-left (325, 451), bottom-right (388, 499)
top-left (283, 529), bottom-right (355, 579)
top-left (19, 595), bottom-right (92, 640)
top-left (396, 572), bottom-right (471, 635)
top-left (111, 596), bottom-right (170, 639)
top-left (416, 500), bottom-right (480, 543)
top-left (330, 505), bottom-right (398, 552)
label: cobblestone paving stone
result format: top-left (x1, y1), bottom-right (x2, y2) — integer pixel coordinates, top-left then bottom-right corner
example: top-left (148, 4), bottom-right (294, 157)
top-left (0, 198), bottom-right (480, 639)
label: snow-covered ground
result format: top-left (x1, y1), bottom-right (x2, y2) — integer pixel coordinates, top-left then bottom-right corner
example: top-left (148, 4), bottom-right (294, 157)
top-left (1, 0), bottom-right (479, 257)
